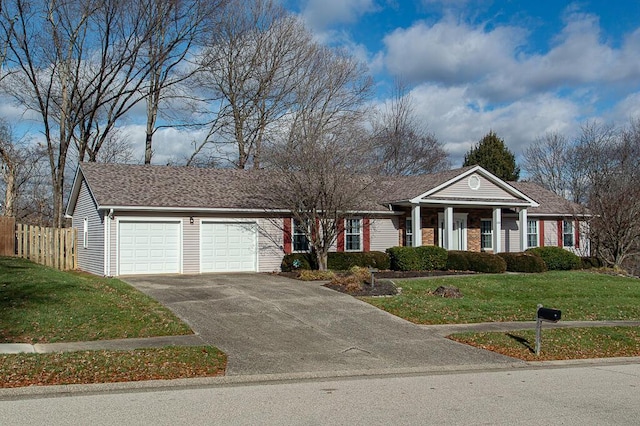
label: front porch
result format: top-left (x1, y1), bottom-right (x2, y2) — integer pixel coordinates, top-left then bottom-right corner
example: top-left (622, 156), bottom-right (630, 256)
top-left (399, 205), bottom-right (532, 253)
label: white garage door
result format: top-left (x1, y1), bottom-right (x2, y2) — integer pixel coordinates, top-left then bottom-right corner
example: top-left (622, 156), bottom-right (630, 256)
top-left (201, 222), bottom-right (257, 272)
top-left (118, 221), bottom-right (181, 275)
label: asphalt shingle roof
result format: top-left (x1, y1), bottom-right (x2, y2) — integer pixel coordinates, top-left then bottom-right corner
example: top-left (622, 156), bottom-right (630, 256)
top-left (76, 162), bottom-right (584, 215)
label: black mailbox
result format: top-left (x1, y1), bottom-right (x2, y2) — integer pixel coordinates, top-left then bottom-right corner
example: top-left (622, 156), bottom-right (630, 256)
top-left (537, 307), bottom-right (561, 322)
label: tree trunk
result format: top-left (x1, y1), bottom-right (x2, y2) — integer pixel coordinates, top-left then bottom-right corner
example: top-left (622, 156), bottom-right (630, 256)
top-left (3, 165), bottom-right (16, 216)
top-left (316, 250), bottom-right (328, 271)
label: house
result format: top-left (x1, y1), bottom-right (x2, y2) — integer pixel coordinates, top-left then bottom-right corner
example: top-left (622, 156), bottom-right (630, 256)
top-left (65, 162), bottom-right (589, 276)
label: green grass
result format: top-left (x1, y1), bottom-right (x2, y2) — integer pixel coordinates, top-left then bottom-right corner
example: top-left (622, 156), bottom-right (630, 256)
top-left (362, 271), bottom-right (640, 324)
top-left (450, 327), bottom-right (640, 360)
top-left (0, 346), bottom-right (226, 388)
top-left (0, 256), bottom-right (192, 343)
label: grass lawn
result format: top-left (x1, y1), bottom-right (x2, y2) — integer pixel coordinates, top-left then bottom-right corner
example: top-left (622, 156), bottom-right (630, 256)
top-left (362, 271), bottom-right (640, 324)
top-left (0, 346), bottom-right (226, 388)
top-left (0, 256), bottom-right (192, 343)
top-left (0, 257), bottom-right (227, 387)
top-left (450, 327), bottom-right (640, 361)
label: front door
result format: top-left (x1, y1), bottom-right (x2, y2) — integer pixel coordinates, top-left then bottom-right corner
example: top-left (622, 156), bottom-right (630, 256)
top-left (438, 213), bottom-right (468, 250)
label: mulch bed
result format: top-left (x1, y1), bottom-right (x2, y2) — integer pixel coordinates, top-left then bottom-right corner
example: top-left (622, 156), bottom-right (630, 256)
top-left (323, 279), bottom-right (400, 297)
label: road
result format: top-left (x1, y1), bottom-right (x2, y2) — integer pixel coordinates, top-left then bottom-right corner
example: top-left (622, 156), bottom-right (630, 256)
top-left (1, 363), bottom-right (639, 425)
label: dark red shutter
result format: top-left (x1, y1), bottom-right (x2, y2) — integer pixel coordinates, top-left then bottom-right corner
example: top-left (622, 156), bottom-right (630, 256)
top-left (363, 218), bottom-right (370, 252)
top-left (557, 220), bottom-right (563, 248)
top-left (539, 220), bottom-right (545, 247)
top-left (575, 220), bottom-right (580, 249)
top-left (283, 218), bottom-right (292, 254)
top-left (337, 220), bottom-right (344, 252)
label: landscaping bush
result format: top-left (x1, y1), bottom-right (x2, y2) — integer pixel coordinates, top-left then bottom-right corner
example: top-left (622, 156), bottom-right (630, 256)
top-left (386, 247), bottom-right (421, 271)
top-left (416, 246), bottom-right (448, 270)
top-left (445, 251), bottom-right (470, 271)
top-left (526, 246), bottom-right (581, 270)
top-left (281, 253), bottom-right (315, 272)
top-left (327, 251), bottom-right (390, 270)
top-left (497, 252), bottom-right (547, 273)
top-left (446, 251), bottom-right (506, 273)
top-left (581, 256), bottom-right (604, 269)
top-left (386, 246), bottom-right (448, 271)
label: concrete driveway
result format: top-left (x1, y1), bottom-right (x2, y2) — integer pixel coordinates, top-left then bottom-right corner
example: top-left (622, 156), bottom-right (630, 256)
top-left (123, 274), bottom-right (521, 375)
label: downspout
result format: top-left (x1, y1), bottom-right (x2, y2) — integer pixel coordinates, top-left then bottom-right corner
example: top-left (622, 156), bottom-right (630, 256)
top-left (105, 209), bottom-right (114, 276)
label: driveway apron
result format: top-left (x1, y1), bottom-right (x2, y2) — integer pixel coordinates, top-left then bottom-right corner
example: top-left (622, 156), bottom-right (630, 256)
top-left (123, 274), bottom-right (520, 375)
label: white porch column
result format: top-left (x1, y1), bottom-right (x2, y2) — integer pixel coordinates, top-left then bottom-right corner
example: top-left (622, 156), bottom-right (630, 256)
top-left (519, 208), bottom-right (528, 252)
top-left (493, 207), bottom-right (502, 253)
top-left (411, 203), bottom-right (422, 247)
top-left (444, 206), bottom-right (454, 250)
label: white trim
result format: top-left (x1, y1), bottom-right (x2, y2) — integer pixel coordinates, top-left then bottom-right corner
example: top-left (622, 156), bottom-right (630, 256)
top-left (493, 208), bottom-right (502, 253)
top-left (519, 208), bottom-right (528, 251)
top-left (99, 205), bottom-right (395, 215)
top-left (199, 219), bottom-right (259, 273)
top-left (116, 217), bottom-right (183, 276)
top-left (480, 218), bottom-right (493, 251)
top-left (526, 218), bottom-right (539, 249)
top-left (83, 217), bottom-right (89, 249)
top-left (291, 218), bottom-right (310, 253)
top-left (344, 217), bottom-right (363, 252)
top-left (411, 204), bottom-right (421, 247)
top-left (407, 199), bottom-right (533, 207)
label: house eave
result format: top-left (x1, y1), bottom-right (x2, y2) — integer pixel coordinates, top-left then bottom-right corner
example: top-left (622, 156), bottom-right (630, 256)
top-left (97, 205), bottom-right (397, 215)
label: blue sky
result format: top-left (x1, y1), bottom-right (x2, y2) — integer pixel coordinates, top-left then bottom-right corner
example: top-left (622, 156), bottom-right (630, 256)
top-left (285, 0), bottom-right (640, 167)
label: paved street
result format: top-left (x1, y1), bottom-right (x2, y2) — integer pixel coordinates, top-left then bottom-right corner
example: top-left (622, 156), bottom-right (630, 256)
top-left (2, 363), bottom-right (638, 425)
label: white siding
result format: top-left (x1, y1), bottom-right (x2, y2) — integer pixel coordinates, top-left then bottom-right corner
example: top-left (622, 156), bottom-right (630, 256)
top-left (501, 217), bottom-right (520, 252)
top-left (183, 217), bottom-right (200, 274)
top-left (72, 180), bottom-right (104, 276)
top-left (257, 218), bottom-right (284, 272)
top-left (435, 173), bottom-right (520, 200)
top-left (370, 217), bottom-right (399, 251)
top-left (543, 220), bottom-right (558, 247)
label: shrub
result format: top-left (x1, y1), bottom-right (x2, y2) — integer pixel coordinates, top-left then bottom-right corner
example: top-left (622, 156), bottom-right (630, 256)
top-left (526, 247), bottom-right (581, 270)
top-left (327, 251), bottom-right (390, 270)
top-left (281, 253), bottom-right (315, 272)
top-left (386, 246), bottom-right (448, 271)
top-left (581, 256), bottom-right (604, 269)
top-left (386, 247), bottom-right (421, 271)
top-left (416, 246), bottom-right (448, 270)
top-left (446, 251), bottom-right (506, 273)
top-left (497, 252), bottom-right (547, 273)
top-left (298, 270), bottom-right (336, 281)
top-left (445, 251), bottom-right (470, 271)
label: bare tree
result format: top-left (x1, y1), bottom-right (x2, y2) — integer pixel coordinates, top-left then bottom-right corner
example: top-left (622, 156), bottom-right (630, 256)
top-left (191, 0), bottom-right (314, 168)
top-left (0, 120), bottom-right (46, 219)
top-left (524, 132), bottom-right (571, 198)
top-left (0, 0), bottom-right (170, 226)
top-left (587, 120), bottom-right (640, 269)
top-left (263, 46), bottom-right (374, 270)
top-left (368, 80), bottom-right (450, 175)
top-left (141, 0), bottom-right (225, 164)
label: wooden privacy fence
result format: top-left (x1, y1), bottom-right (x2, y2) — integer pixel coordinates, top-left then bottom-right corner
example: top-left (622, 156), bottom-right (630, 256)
top-left (15, 223), bottom-right (77, 271)
top-left (0, 216), bottom-right (15, 256)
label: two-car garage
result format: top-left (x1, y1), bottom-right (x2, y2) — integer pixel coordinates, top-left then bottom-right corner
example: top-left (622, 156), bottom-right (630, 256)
top-left (117, 220), bottom-right (258, 275)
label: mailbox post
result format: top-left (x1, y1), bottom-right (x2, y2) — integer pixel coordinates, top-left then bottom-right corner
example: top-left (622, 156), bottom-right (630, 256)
top-left (535, 304), bottom-right (562, 356)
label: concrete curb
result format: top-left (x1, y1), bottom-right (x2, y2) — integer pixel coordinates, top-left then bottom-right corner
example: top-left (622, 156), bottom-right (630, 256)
top-left (1, 356), bottom-right (639, 399)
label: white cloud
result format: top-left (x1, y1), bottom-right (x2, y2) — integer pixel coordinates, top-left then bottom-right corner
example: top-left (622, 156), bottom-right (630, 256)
top-left (408, 83), bottom-right (580, 166)
top-left (301, 0), bottom-right (378, 30)
top-left (383, 19), bottom-right (525, 86)
top-left (382, 10), bottom-right (640, 104)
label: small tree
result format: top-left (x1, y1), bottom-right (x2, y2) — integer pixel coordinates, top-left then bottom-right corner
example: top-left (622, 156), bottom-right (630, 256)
top-left (464, 131), bottom-right (520, 181)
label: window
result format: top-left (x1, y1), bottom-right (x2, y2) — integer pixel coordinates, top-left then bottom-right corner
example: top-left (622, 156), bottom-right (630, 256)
top-left (292, 219), bottom-right (309, 252)
top-left (405, 217), bottom-right (413, 247)
top-left (563, 220), bottom-right (574, 247)
top-left (345, 218), bottom-right (361, 251)
top-left (527, 219), bottom-right (538, 248)
top-left (83, 217), bottom-right (89, 249)
top-left (480, 219), bottom-right (492, 250)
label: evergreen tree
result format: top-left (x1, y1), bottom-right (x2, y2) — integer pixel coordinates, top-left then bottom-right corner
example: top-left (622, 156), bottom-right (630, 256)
top-left (463, 131), bottom-right (520, 181)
